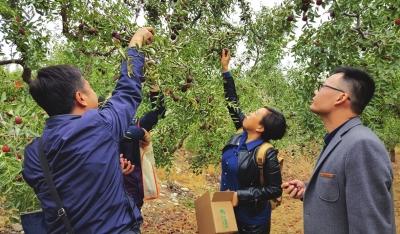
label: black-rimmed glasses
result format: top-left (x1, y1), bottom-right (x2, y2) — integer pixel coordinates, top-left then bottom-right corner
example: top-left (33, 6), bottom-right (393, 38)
top-left (317, 84), bottom-right (351, 100)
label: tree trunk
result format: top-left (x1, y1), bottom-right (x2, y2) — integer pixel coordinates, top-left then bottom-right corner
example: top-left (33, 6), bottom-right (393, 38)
top-left (390, 148), bottom-right (395, 163)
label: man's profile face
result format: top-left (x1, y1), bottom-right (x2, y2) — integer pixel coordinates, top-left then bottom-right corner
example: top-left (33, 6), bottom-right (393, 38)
top-left (310, 73), bottom-right (348, 115)
top-left (81, 79), bottom-right (98, 109)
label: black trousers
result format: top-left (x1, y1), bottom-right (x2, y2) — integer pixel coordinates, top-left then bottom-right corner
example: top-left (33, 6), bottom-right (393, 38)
top-left (237, 219), bottom-right (271, 234)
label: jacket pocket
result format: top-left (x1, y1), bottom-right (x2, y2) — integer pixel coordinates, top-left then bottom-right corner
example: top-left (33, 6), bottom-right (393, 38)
top-left (316, 173), bottom-right (339, 202)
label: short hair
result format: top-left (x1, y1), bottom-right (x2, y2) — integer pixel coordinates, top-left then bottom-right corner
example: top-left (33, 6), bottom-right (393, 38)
top-left (332, 67), bottom-right (375, 114)
top-left (261, 107), bottom-right (287, 141)
top-left (29, 65), bottom-right (84, 116)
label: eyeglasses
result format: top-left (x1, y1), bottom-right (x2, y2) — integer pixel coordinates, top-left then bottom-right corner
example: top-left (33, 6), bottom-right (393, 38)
top-left (317, 84), bottom-right (351, 100)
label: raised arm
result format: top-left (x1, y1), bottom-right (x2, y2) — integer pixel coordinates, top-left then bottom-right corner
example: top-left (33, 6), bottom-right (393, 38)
top-left (99, 27), bottom-right (154, 140)
top-left (120, 125), bottom-right (145, 164)
top-left (221, 48), bottom-right (245, 130)
top-left (137, 84), bottom-right (166, 132)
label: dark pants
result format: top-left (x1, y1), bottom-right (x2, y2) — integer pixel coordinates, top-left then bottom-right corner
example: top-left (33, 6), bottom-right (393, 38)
top-left (237, 219), bottom-right (271, 234)
top-left (124, 166), bottom-right (144, 209)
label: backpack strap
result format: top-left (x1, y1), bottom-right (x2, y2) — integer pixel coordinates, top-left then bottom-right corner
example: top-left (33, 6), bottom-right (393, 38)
top-left (256, 142), bottom-right (274, 186)
top-left (38, 138), bottom-right (75, 233)
top-left (255, 142), bottom-right (285, 210)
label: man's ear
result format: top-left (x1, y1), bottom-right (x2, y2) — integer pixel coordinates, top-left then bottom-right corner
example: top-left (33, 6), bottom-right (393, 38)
top-left (335, 93), bottom-right (350, 105)
top-left (75, 90), bottom-right (88, 107)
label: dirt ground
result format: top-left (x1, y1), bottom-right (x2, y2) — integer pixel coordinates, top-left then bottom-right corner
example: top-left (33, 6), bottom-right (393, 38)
top-left (140, 149), bottom-right (399, 234)
top-left (0, 148), bottom-right (399, 233)
top-left (140, 150), bottom-right (314, 234)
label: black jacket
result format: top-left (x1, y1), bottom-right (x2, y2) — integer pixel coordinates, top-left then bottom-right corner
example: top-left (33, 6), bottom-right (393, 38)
top-left (222, 72), bottom-right (282, 211)
top-left (120, 91), bottom-right (166, 165)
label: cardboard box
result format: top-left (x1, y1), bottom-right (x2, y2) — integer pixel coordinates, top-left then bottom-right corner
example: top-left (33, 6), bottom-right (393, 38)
top-left (195, 191), bottom-right (238, 234)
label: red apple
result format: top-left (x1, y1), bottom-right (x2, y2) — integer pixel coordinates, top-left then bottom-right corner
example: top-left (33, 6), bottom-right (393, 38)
top-left (18, 28), bottom-right (25, 35)
top-left (88, 27), bottom-right (98, 35)
top-left (172, 94), bottom-right (181, 102)
top-left (15, 116), bottom-right (22, 124)
top-left (78, 23), bottom-right (85, 31)
top-left (2, 145), bottom-right (10, 153)
top-left (395, 18), bottom-right (400, 26)
top-left (111, 31), bottom-right (121, 40)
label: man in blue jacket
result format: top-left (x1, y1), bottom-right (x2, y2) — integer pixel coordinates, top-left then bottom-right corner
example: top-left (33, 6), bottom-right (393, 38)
top-left (22, 27), bottom-right (154, 233)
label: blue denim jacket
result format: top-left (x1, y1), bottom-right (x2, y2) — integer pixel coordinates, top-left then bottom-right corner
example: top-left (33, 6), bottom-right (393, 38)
top-left (22, 48), bottom-right (144, 233)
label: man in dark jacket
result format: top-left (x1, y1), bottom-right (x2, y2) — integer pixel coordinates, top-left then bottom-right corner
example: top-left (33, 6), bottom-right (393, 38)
top-left (219, 48), bottom-right (286, 234)
top-left (120, 84), bottom-right (166, 209)
top-left (22, 27), bottom-right (154, 233)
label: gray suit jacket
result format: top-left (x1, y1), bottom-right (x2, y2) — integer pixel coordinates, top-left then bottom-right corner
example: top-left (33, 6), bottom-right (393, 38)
top-left (303, 117), bottom-right (396, 234)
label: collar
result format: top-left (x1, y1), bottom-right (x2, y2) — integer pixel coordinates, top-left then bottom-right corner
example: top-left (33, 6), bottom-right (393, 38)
top-left (323, 116), bottom-right (359, 146)
top-left (45, 114), bottom-right (81, 129)
top-left (239, 131), bottom-right (264, 151)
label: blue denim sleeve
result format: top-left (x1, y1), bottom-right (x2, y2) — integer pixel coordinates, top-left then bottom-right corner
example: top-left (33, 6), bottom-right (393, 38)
top-left (99, 48), bottom-right (144, 140)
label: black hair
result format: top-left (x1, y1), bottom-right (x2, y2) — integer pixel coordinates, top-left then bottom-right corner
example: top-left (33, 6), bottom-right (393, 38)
top-left (97, 96), bottom-right (106, 103)
top-left (261, 107), bottom-right (287, 141)
top-left (29, 65), bottom-right (84, 116)
top-left (332, 67), bottom-right (375, 114)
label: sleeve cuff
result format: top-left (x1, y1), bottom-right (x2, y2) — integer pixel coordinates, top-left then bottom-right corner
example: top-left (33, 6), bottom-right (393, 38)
top-left (124, 126), bottom-right (145, 140)
top-left (222, 71), bottom-right (232, 79)
top-left (127, 47), bottom-right (145, 58)
top-left (236, 189), bottom-right (249, 201)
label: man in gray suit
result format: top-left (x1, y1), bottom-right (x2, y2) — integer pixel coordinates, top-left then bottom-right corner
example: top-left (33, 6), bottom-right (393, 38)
top-left (282, 67), bottom-right (396, 234)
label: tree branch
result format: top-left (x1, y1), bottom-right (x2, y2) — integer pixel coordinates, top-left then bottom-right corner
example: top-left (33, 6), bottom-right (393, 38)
top-left (0, 59), bottom-right (32, 84)
top-left (79, 47), bottom-right (117, 57)
top-left (342, 12), bottom-right (357, 17)
top-left (59, 2), bottom-right (80, 40)
top-left (191, 10), bottom-right (202, 26)
top-left (21, 65), bottom-right (32, 84)
top-left (249, 25), bottom-right (261, 69)
top-left (1, 1), bottom-right (33, 84)
top-left (60, 4), bottom-right (69, 35)
top-left (343, 12), bottom-right (367, 39)
top-left (0, 59), bottom-right (33, 84)
top-left (0, 59), bottom-right (23, 65)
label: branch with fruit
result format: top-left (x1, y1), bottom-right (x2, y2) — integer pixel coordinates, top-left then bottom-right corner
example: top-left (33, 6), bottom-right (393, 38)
top-left (343, 12), bottom-right (367, 39)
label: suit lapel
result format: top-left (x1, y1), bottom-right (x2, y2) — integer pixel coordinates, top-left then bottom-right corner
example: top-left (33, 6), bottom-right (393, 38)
top-left (312, 135), bottom-right (341, 174)
top-left (309, 117), bottom-right (362, 181)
